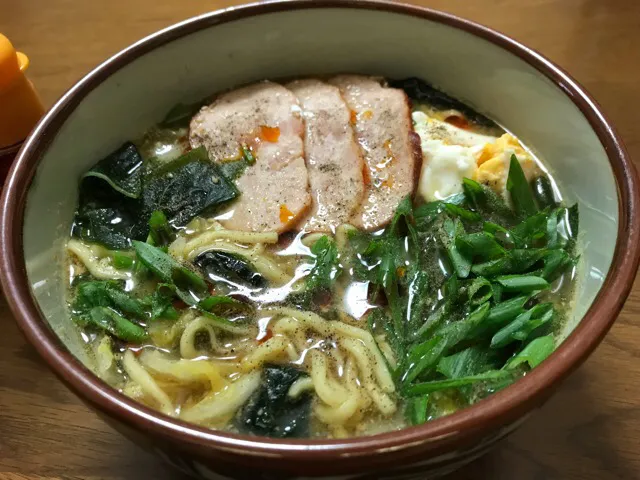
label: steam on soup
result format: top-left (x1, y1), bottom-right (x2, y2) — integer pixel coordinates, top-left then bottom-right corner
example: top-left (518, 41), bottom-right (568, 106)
top-left (65, 76), bottom-right (578, 438)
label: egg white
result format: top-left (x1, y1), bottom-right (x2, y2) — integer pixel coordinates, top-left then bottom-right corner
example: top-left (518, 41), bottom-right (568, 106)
top-left (413, 111), bottom-right (496, 201)
top-left (412, 111), bottom-right (539, 202)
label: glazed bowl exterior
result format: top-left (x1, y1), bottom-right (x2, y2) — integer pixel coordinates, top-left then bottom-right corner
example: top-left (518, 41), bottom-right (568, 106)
top-left (1, 1), bottom-right (639, 479)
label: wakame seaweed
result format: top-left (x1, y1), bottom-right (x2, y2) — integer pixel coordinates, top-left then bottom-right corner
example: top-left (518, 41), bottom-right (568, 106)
top-left (236, 365), bottom-right (312, 438)
top-left (81, 142), bottom-right (143, 198)
top-left (141, 147), bottom-right (238, 227)
top-left (72, 144), bottom-right (239, 249)
top-left (195, 251), bottom-right (266, 288)
top-left (72, 143), bottom-right (147, 249)
top-left (390, 77), bottom-right (500, 129)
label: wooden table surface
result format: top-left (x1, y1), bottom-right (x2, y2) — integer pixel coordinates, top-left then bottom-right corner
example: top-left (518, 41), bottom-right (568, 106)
top-left (1, 1), bottom-right (640, 479)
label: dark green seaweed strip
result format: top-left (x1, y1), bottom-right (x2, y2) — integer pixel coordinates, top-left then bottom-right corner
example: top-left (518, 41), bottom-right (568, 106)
top-left (81, 142), bottom-right (143, 199)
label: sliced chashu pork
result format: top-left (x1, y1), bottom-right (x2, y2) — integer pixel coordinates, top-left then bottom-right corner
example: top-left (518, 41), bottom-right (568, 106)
top-left (330, 75), bottom-right (421, 231)
top-left (189, 81), bottom-right (311, 233)
top-left (287, 79), bottom-right (365, 233)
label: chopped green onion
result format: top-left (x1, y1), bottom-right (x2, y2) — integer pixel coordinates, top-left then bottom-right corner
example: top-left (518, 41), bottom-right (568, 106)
top-left (532, 176), bottom-right (557, 210)
top-left (406, 395), bottom-right (430, 425)
top-left (405, 370), bottom-right (514, 396)
top-left (467, 277), bottom-right (493, 305)
top-left (491, 303), bottom-right (554, 348)
top-left (241, 143), bottom-right (256, 165)
top-left (148, 210), bottom-right (174, 247)
top-left (444, 203), bottom-right (481, 222)
top-left (504, 335), bottom-right (555, 369)
top-left (495, 275), bottom-right (549, 293)
top-left (447, 244), bottom-right (471, 278)
top-left (133, 240), bottom-right (207, 293)
top-left (507, 154), bottom-right (538, 217)
top-left (541, 249), bottom-right (572, 281)
top-left (111, 251), bottom-right (134, 269)
top-left (199, 295), bottom-right (245, 311)
top-left (479, 295), bottom-right (530, 335)
top-left (89, 307), bottom-right (147, 343)
top-left (456, 232), bottom-right (506, 260)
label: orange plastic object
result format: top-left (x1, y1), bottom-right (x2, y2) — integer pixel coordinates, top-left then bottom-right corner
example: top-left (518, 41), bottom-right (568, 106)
top-left (0, 34), bottom-right (45, 149)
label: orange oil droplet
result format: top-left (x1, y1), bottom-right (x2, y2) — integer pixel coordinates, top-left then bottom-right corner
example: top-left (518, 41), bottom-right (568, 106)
top-left (362, 163), bottom-right (371, 186)
top-left (279, 204), bottom-right (295, 224)
top-left (445, 115), bottom-right (470, 130)
top-left (381, 175), bottom-right (395, 189)
top-left (258, 328), bottom-right (274, 344)
top-left (260, 125), bottom-right (280, 142)
top-left (383, 139), bottom-right (394, 155)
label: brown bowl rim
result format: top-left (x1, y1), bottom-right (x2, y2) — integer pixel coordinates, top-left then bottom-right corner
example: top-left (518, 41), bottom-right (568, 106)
top-left (1, 0), bottom-right (639, 464)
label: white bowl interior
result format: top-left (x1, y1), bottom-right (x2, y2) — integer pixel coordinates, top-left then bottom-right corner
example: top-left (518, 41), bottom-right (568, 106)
top-left (22, 6), bottom-right (618, 363)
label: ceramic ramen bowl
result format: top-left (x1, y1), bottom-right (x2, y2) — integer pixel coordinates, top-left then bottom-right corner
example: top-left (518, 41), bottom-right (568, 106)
top-left (1, 1), bottom-right (638, 478)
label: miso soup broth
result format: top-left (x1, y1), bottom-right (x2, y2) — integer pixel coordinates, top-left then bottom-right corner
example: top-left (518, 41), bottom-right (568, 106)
top-left (65, 76), bottom-right (579, 439)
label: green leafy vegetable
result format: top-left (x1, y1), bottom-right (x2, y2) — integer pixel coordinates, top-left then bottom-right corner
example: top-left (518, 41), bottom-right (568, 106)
top-left (510, 210), bottom-right (550, 248)
top-left (444, 217), bottom-right (471, 278)
top-left (199, 295), bottom-right (242, 311)
top-left (241, 144), bottom-right (256, 165)
top-left (467, 277), bottom-right (493, 305)
top-left (471, 248), bottom-right (547, 277)
top-left (564, 204), bottom-right (579, 251)
top-left (407, 270), bottom-right (431, 330)
top-left (505, 335), bottom-right (555, 370)
top-left (307, 236), bottom-right (341, 292)
top-left (147, 284), bottom-right (179, 321)
top-left (444, 201), bottom-right (481, 222)
top-left (475, 295), bottom-right (530, 336)
top-left (456, 232), bottom-right (506, 260)
top-left (491, 303), bottom-right (554, 348)
top-left (403, 302), bottom-right (490, 385)
top-left (147, 210), bottom-right (174, 246)
top-left (507, 154), bottom-right (538, 217)
top-left (437, 346), bottom-right (501, 380)
top-left (133, 240), bottom-right (207, 295)
top-left (495, 275), bottom-right (549, 293)
top-left (405, 370), bottom-right (515, 396)
top-left (532, 176), bottom-right (557, 210)
top-left (462, 178), bottom-right (515, 221)
top-left (88, 307), bottom-right (147, 343)
top-left (74, 280), bottom-right (145, 318)
top-left (541, 249), bottom-right (572, 282)
top-left (357, 171), bottom-right (577, 411)
top-left (406, 395), bottom-right (430, 425)
top-left (111, 251), bottom-right (135, 269)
